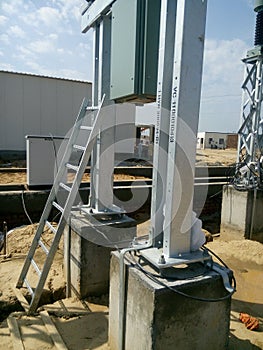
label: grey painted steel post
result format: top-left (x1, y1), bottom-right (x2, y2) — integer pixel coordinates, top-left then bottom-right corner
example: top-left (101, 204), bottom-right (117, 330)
top-left (150, 0), bottom-right (177, 247)
top-left (89, 14), bottom-right (115, 211)
top-left (162, 0), bottom-right (207, 257)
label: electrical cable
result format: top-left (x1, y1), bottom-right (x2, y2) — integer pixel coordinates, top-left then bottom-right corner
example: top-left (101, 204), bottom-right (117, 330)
top-left (134, 252), bottom-right (212, 281)
top-left (20, 192), bottom-right (64, 255)
top-left (21, 190), bottom-right (34, 225)
top-left (121, 247), bottom-right (236, 303)
top-left (49, 133), bottom-right (59, 175)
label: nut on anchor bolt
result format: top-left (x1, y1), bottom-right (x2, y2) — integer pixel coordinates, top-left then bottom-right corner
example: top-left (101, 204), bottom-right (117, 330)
top-left (158, 254), bottom-right (166, 264)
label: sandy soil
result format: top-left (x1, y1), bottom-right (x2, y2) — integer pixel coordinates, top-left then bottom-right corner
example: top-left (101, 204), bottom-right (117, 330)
top-left (0, 149), bottom-right (262, 349)
top-left (0, 149), bottom-right (237, 184)
top-left (0, 223), bottom-right (263, 349)
top-left (195, 148), bottom-right (237, 166)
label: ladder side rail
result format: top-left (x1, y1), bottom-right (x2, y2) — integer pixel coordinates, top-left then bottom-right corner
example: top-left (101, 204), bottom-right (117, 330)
top-left (28, 218), bottom-right (67, 313)
top-left (57, 94), bottom-right (106, 220)
top-left (16, 98), bottom-right (89, 288)
top-left (49, 98), bottom-right (90, 192)
top-left (26, 96), bottom-right (105, 313)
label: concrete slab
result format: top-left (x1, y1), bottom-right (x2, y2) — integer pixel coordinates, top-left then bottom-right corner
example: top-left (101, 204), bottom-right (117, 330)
top-left (109, 251), bottom-right (232, 350)
top-left (64, 210), bottom-right (136, 298)
top-left (221, 185), bottom-right (263, 242)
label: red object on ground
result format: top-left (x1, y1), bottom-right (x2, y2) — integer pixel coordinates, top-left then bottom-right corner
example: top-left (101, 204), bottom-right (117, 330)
top-left (239, 313), bottom-right (259, 331)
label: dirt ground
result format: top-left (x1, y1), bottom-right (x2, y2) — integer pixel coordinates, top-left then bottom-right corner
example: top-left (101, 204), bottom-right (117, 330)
top-left (0, 148), bottom-right (237, 184)
top-left (0, 223), bottom-right (262, 349)
top-left (0, 149), bottom-right (262, 349)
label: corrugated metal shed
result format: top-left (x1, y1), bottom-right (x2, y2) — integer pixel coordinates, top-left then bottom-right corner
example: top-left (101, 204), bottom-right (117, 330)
top-left (0, 71), bottom-right (92, 151)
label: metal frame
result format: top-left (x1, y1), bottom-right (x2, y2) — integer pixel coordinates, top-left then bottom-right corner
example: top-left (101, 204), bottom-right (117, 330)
top-left (236, 54), bottom-right (263, 184)
top-left (81, 0), bottom-right (115, 32)
top-left (148, 0), bottom-right (207, 264)
top-left (83, 0), bottom-right (208, 263)
top-left (150, 0), bottom-right (177, 246)
top-left (89, 12), bottom-right (116, 212)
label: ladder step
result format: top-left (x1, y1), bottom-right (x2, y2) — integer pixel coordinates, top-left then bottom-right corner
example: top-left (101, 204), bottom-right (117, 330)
top-left (46, 220), bottom-right (58, 234)
top-left (66, 163), bottom-right (79, 172)
top-left (38, 239), bottom-right (49, 255)
top-left (15, 95), bottom-right (105, 315)
top-left (31, 258), bottom-right (41, 276)
top-left (52, 201), bottom-right (64, 213)
top-left (73, 144), bottom-right (86, 151)
top-left (80, 125), bottom-right (93, 131)
top-left (59, 182), bottom-right (72, 192)
top-left (24, 278), bottom-right (34, 296)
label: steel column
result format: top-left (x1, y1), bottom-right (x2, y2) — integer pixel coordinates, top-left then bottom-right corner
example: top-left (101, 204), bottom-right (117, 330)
top-left (150, 0), bottom-right (177, 246)
top-left (163, 0), bottom-right (207, 257)
top-left (89, 14), bottom-right (116, 211)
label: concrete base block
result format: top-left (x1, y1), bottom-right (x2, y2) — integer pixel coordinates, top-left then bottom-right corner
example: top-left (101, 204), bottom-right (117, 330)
top-left (109, 251), bottom-right (232, 350)
top-left (64, 210), bottom-right (136, 298)
top-left (221, 185), bottom-right (263, 242)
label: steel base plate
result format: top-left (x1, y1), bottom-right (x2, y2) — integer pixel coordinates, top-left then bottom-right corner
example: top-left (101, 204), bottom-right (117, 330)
top-left (140, 247), bottom-right (211, 269)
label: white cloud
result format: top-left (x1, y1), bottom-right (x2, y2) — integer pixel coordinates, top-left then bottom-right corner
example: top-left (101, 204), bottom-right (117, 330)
top-left (202, 38), bottom-right (247, 95)
top-left (28, 39), bottom-right (56, 54)
top-left (9, 25), bottom-right (26, 38)
top-left (22, 6), bottom-right (61, 30)
top-left (0, 15), bottom-right (8, 26)
top-left (200, 38), bottom-right (248, 131)
top-left (0, 34), bottom-right (9, 44)
top-left (2, 2), bottom-right (18, 15)
top-left (0, 0), bottom-right (90, 81)
top-left (16, 45), bottom-right (37, 60)
top-left (37, 6), bottom-right (61, 27)
top-left (0, 62), bottom-right (14, 71)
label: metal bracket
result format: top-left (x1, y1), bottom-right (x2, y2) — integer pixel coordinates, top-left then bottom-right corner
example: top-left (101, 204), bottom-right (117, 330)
top-left (208, 262), bottom-right (235, 294)
top-left (140, 247), bottom-right (211, 269)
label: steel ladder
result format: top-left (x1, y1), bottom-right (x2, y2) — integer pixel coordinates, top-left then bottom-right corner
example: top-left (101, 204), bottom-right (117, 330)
top-left (16, 95), bottom-right (105, 314)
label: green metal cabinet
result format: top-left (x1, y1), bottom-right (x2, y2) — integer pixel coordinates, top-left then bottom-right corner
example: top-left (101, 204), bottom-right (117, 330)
top-left (110, 0), bottom-right (161, 103)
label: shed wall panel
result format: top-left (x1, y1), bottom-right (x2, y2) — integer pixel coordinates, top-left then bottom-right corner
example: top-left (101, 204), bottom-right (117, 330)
top-left (0, 71), bottom-right (92, 151)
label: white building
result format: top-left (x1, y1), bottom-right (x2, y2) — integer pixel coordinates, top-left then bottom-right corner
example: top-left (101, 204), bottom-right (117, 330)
top-left (0, 70), bottom-right (92, 152)
top-left (197, 131), bottom-right (237, 149)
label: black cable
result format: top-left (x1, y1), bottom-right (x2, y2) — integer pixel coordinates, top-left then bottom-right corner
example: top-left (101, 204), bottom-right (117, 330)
top-left (21, 190), bottom-right (34, 225)
top-left (123, 248), bottom-right (236, 303)
top-left (49, 133), bottom-right (59, 175)
top-left (134, 252), bottom-right (212, 281)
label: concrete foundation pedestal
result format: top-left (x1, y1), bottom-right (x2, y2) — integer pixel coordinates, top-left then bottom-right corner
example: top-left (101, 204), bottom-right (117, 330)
top-left (109, 251), bottom-right (232, 350)
top-left (221, 185), bottom-right (263, 242)
top-left (64, 210), bottom-right (136, 298)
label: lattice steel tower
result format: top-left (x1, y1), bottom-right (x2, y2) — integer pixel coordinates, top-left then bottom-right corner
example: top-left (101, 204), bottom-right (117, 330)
top-left (235, 0), bottom-right (263, 189)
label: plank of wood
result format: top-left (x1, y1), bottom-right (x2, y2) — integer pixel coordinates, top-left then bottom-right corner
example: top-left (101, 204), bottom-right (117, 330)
top-left (40, 311), bottom-right (68, 350)
top-left (12, 287), bottom-right (30, 313)
top-left (7, 316), bottom-right (25, 350)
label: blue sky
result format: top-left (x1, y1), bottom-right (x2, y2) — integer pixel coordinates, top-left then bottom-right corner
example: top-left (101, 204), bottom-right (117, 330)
top-left (0, 0), bottom-right (257, 132)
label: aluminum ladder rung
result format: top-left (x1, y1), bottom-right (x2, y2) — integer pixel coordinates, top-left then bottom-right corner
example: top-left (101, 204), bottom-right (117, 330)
top-left (31, 258), bottom-right (41, 276)
top-left (80, 125), bottom-right (93, 131)
top-left (52, 201), bottom-right (64, 213)
top-left (16, 95), bottom-right (105, 314)
top-left (66, 163), bottom-right (79, 172)
top-left (59, 182), bottom-right (72, 192)
top-left (38, 239), bottom-right (49, 255)
top-left (45, 220), bottom-right (58, 234)
top-left (24, 278), bottom-right (34, 296)
top-left (73, 144), bottom-right (86, 151)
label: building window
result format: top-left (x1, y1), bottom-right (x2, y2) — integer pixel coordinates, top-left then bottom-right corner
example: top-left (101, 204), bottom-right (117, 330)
top-left (208, 138), bottom-right (213, 144)
top-left (219, 138), bottom-right (224, 144)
